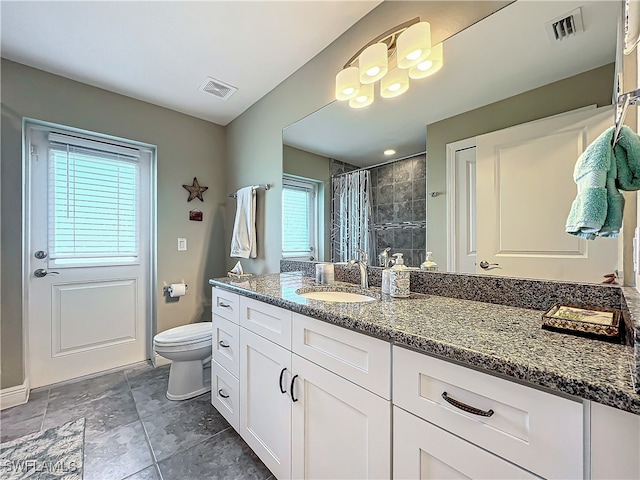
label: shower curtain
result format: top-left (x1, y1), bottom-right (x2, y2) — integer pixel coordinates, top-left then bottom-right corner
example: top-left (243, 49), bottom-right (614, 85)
top-left (331, 170), bottom-right (374, 262)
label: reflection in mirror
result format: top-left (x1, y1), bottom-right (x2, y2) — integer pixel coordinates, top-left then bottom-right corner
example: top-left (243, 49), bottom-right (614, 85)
top-left (282, 1), bottom-right (621, 281)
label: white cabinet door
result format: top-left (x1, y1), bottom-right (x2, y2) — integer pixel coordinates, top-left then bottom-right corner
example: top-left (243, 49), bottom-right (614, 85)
top-left (240, 328), bottom-right (292, 480)
top-left (291, 354), bottom-right (391, 480)
top-left (590, 401), bottom-right (640, 479)
top-left (393, 407), bottom-right (540, 480)
top-left (476, 106), bottom-right (616, 283)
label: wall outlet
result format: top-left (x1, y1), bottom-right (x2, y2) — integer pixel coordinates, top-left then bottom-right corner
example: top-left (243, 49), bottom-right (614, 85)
top-left (177, 238), bottom-right (187, 251)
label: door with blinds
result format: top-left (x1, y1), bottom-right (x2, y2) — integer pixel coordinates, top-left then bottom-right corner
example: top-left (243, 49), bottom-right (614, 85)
top-left (26, 124), bottom-right (152, 388)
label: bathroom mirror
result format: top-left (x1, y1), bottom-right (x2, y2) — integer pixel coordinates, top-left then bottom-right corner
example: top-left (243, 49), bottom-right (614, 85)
top-left (282, 0), bottom-right (621, 283)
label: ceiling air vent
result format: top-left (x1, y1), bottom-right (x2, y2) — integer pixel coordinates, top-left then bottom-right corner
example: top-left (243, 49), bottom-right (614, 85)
top-left (199, 77), bottom-right (237, 101)
top-left (545, 8), bottom-right (584, 42)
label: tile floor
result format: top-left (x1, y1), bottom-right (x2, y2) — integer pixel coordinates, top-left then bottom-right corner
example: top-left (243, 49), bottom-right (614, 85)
top-left (0, 363), bottom-right (273, 480)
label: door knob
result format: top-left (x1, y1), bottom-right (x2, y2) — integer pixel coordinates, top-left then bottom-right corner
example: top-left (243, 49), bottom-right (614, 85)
top-left (34, 269), bottom-right (60, 278)
top-left (479, 261), bottom-right (500, 270)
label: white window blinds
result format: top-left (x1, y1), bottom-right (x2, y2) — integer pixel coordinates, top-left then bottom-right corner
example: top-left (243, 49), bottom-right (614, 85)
top-left (282, 177), bottom-right (317, 259)
top-left (48, 134), bottom-right (140, 265)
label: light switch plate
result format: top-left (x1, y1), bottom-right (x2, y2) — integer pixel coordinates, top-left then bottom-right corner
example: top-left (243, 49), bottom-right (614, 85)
top-left (178, 238), bottom-right (187, 251)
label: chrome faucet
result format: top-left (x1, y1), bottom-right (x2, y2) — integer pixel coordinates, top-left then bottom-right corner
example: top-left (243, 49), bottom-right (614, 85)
top-left (348, 248), bottom-right (369, 289)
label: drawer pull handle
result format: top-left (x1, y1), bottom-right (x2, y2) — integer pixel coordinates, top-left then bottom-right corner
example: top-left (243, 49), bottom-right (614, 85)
top-left (218, 389), bottom-right (230, 399)
top-left (441, 392), bottom-right (494, 417)
top-left (219, 302), bottom-right (231, 308)
top-left (279, 367), bottom-right (287, 394)
top-left (218, 340), bottom-right (230, 348)
top-left (290, 374), bottom-right (299, 402)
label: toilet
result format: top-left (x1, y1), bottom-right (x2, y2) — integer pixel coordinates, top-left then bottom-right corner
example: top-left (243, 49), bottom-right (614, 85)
top-left (153, 322), bottom-right (212, 401)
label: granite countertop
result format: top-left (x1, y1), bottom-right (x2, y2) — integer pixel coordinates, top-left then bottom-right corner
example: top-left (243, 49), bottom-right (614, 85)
top-left (210, 272), bottom-right (640, 415)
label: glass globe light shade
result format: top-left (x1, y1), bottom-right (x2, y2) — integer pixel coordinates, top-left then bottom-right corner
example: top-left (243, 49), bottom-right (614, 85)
top-left (349, 82), bottom-right (374, 109)
top-left (358, 42), bottom-right (388, 84)
top-left (397, 21), bottom-right (432, 69)
top-left (409, 42), bottom-right (443, 79)
top-left (335, 66), bottom-right (360, 101)
top-left (380, 66), bottom-right (410, 98)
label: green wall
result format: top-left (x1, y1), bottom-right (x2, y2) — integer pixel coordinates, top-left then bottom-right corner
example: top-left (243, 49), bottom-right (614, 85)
top-left (1, 60), bottom-right (227, 389)
top-left (426, 64), bottom-right (615, 266)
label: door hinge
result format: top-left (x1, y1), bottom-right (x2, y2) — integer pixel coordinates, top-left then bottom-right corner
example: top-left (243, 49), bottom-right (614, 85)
top-left (30, 145), bottom-right (39, 162)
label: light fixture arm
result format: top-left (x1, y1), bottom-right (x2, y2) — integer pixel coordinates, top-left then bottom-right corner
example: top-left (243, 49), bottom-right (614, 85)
top-left (342, 17), bottom-right (421, 69)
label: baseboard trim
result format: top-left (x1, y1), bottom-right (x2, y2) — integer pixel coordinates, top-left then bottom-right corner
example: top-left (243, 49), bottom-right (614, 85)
top-left (0, 378), bottom-right (30, 410)
top-left (152, 353), bottom-right (171, 368)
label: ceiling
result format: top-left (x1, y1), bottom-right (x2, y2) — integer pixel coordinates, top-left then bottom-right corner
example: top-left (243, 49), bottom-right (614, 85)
top-left (283, 1), bottom-right (619, 166)
top-left (0, 1), bottom-right (380, 126)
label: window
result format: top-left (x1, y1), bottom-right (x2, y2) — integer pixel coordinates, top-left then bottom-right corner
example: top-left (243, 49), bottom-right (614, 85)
top-left (282, 176), bottom-right (318, 260)
top-left (48, 132), bottom-right (141, 266)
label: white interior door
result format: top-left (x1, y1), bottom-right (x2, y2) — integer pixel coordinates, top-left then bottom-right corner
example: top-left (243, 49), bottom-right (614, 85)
top-left (26, 124), bottom-right (152, 388)
top-left (475, 106), bottom-right (618, 283)
top-left (447, 140), bottom-right (477, 273)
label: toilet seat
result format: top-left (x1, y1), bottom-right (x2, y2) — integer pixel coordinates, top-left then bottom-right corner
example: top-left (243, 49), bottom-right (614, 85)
top-left (154, 322), bottom-right (212, 347)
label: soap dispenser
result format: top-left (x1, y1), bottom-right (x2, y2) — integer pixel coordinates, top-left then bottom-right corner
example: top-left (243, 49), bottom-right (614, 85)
top-left (389, 253), bottom-right (410, 298)
top-left (420, 252), bottom-right (438, 272)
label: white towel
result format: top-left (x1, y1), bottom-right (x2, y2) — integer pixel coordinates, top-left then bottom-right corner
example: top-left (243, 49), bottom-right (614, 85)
top-left (230, 187), bottom-right (256, 258)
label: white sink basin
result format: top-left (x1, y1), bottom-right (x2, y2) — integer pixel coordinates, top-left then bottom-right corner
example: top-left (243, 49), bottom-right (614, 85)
top-left (297, 290), bottom-right (376, 303)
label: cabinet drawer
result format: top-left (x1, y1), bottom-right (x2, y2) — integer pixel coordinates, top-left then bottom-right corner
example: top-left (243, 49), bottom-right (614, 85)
top-left (393, 406), bottom-right (540, 480)
top-left (213, 315), bottom-right (240, 378)
top-left (240, 296), bottom-right (291, 349)
top-left (212, 288), bottom-right (240, 323)
top-left (393, 347), bottom-right (583, 480)
top-left (292, 313), bottom-right (391, 399)
top-left (211, 362), bottom-right (239, 432)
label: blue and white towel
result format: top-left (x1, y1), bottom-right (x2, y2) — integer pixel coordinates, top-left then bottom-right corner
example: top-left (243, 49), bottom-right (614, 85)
top-left (566, 127), bottom-right (625, 239)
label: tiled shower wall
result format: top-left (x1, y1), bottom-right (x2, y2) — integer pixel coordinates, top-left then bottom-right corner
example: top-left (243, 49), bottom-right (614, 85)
top-left (330, 155), bottom-right (426, 267)
top-left (370, 154), bottom-right (426, 267)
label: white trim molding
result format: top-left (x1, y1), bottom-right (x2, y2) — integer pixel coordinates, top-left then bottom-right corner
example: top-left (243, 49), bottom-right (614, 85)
top-left (0, 378), bottom-right (30, 410)
top-left (445, 137), bottom-right (477, 272)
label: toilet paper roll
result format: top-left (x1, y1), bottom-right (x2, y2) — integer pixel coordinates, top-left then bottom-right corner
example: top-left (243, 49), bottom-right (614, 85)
top-left (169, 283), bottom-right (187, 297)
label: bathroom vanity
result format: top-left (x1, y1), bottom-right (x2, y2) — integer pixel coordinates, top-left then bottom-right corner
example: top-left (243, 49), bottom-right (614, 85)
top-left (209, 271), bottom-right (640, 480)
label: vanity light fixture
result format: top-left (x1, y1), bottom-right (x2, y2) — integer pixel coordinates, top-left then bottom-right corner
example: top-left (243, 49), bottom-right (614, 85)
top-left (335, 17), bottom-right (443, 108)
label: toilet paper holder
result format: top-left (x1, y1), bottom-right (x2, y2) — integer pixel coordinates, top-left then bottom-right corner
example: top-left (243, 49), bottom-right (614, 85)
top-left (162, 282), bottom-right (189, 295)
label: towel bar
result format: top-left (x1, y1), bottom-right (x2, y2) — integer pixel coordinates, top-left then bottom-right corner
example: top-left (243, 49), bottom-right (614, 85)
top-left (228, 184), bottom-right (271, 198)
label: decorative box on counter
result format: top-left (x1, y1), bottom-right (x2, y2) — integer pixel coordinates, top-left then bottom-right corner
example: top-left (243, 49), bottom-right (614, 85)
top-left (541, 304), bottom-right (621, 341)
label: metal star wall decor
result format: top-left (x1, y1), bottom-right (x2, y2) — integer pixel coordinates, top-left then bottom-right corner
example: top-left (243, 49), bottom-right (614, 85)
top-left (183, 177), bottom-right (208, 202)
